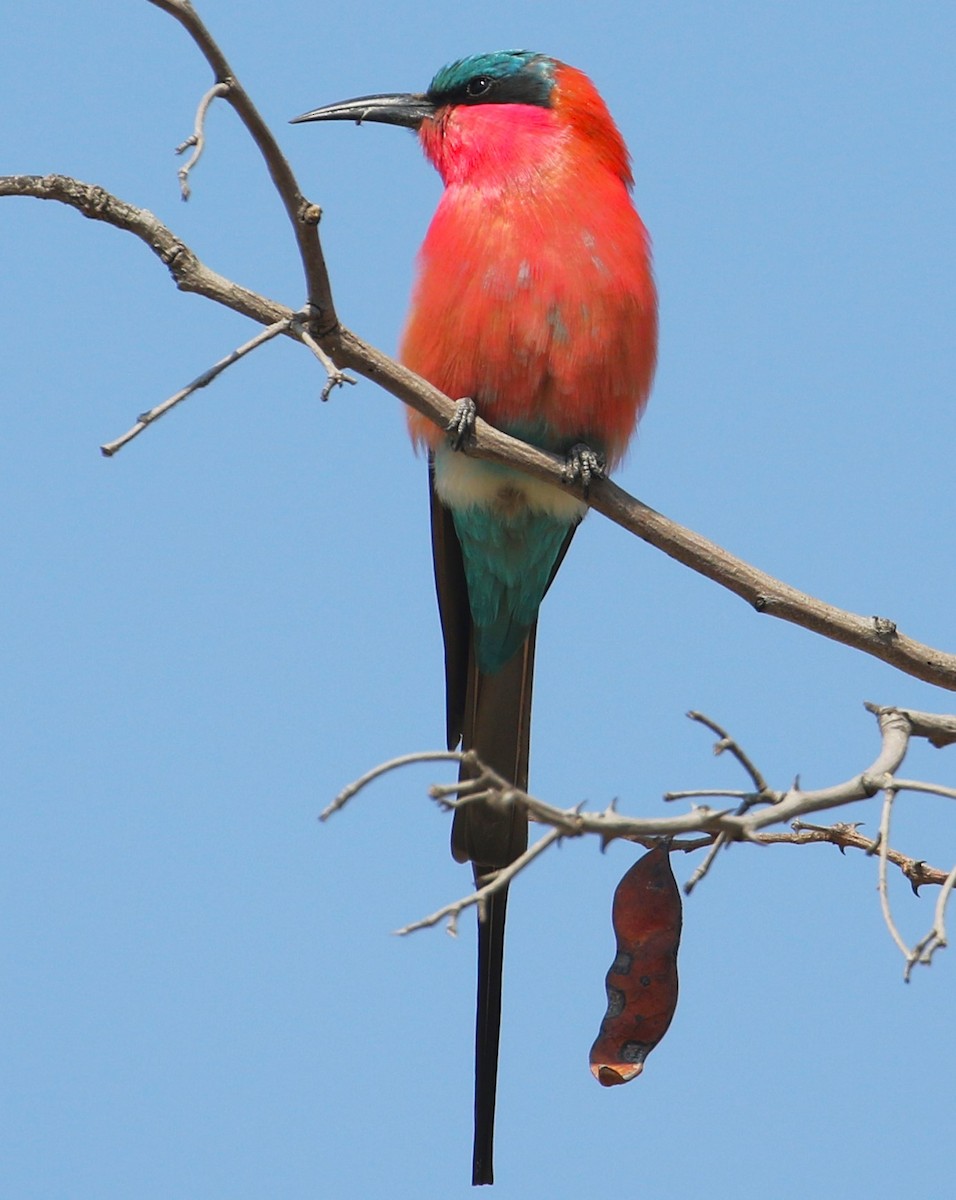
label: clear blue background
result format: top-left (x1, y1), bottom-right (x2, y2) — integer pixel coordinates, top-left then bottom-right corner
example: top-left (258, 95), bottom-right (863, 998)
top-left (3, 3), bottom-right (955, 1196)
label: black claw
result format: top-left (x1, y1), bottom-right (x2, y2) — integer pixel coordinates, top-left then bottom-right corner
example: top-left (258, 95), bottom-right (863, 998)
top-left (447, 397), bottom-right (477, 450)
top-left (563, 442), bottom-right (607, 498)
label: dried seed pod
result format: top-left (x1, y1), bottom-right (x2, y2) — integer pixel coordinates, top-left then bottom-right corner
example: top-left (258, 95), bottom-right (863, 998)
top-left (589, 844), bottom-right (682, 1086)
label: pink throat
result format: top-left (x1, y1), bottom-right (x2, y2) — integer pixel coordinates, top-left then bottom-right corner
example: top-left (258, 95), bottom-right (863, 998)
top-left (419, 103), bottom-right (565, 187)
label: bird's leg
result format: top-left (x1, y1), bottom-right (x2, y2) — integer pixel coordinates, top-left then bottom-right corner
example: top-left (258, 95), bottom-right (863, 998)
top-left (562, 442), bottom-right (607, 498)
top-left (447, 397), bottom-right (477, 451)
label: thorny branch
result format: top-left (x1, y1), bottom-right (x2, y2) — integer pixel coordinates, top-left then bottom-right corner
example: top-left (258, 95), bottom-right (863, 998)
top-left (910, 864), bottom-right (956, 979)
top-left (329, 704), bottom-right (956, 976)
top-left (773, 820), bottom-right (952, 890)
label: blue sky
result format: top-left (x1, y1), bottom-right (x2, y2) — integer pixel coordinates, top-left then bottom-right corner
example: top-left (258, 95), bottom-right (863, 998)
top-left (3, 2), bottom-right (955, 1196)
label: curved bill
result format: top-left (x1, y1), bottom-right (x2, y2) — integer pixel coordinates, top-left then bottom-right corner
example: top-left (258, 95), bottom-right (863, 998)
top-left (290, 92), bottom-right (435, 129)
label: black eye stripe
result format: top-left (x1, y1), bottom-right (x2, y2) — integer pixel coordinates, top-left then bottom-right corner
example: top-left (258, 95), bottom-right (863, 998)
top-left (427, 63), bottom-right (554, 110)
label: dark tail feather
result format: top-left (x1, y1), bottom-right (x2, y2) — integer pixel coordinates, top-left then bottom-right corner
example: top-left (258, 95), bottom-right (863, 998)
top-left (453, 638), bottom-right (534, 863)
top-left (456, 644), bottom-right (534, 1187)
top-left (472, 884), bottom-right (508, 1186)
top-left (427, 461), bottom-right (577, 1186)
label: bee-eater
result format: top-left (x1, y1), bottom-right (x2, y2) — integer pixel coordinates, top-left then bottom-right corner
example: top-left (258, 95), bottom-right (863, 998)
top-left (293, 50), bottom-right (657, 1185)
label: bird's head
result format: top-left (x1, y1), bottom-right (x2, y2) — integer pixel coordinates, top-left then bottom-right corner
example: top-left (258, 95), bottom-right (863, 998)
top-left (292, 51), bottom-right (631, 187)
top-left (290, 51), bottom-right (554, 130)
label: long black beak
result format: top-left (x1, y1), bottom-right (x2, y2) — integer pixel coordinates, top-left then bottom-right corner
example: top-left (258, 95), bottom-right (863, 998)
top-left (290, 92), bottom-right (435, 129)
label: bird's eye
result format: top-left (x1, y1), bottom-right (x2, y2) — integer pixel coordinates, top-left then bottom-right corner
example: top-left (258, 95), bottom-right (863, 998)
top-left (466, 75), bottom-right (493, 98)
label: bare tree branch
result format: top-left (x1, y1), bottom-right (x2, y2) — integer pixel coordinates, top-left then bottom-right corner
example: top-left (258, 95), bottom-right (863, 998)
top-left (100, 316), bottom-right (292, 455)
top-left (331, 706), bottom-right (951, 859)
top-left (329, 748), bottom-right (732, 845)
top-left (332, 705), bottom-right (956, 965)
top-left (0, 174), bottom-right (289, 321)
top-left (146, 0), bottom-right (335, 326)
top-left (5, 167), bottom-right (956, 696)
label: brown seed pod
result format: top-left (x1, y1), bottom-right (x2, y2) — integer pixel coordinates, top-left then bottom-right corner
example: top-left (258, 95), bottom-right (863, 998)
top-left (589, 844), bottom-right (682, 1086)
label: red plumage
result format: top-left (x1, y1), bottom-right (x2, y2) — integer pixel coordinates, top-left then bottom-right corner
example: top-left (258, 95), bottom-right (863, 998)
top-left (404, 62), bottom-right (656, 463)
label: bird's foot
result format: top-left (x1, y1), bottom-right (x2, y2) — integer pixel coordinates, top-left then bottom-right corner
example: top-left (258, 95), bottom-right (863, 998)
top-left (446, 397), bottom-right (477, 451)
top-left (563, 442), bottom-right (607, 498)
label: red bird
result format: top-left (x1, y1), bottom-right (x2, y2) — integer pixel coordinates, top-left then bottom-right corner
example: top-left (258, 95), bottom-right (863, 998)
top-left (294, 50), bottom-right (657, 1185)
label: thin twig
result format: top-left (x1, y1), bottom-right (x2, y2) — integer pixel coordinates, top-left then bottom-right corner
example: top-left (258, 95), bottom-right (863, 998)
top-left (663, 789), bottom-right (753, 802)
top-left (100, 317), bottom-right (291, 456)
top-left (293, 313), bottom-right (357, 399)
top-left (146, 0), bottom-right (335, 324)
top-left (395, 827), bottom-right (565, 937)
top-left (683, 837), bottom-right (731, 895)
top-left (679, 712), bottom-right (776, 893)
top-left (910, 862), bottom-right (956, 974)
top-left (687, 710), bottom-right (771, 793)
top-left (322, 750), bottom-right (466, 821)
top-left (719, 705), bottom-right (911, 835)
top-left (930, 864), bottom-right (956, 948)
top-left (176, 81), bottom-right (230, 199)
top-left (876, 789), bottom-right (912, 964)
top-left (887, 778), bottom-right (956, 803)
top-left (428, 777), bottom-right (491, 802)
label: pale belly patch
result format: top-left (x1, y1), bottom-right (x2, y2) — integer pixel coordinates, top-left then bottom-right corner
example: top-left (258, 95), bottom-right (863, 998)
top-left (434, 444), bottom-right (587, 522)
